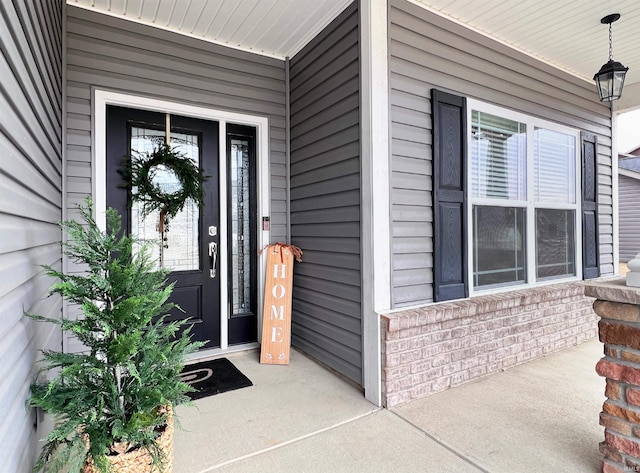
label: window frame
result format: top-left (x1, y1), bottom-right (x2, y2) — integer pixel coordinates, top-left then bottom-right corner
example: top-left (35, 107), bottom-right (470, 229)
top-left (466, 99), bottom-right (583, 295)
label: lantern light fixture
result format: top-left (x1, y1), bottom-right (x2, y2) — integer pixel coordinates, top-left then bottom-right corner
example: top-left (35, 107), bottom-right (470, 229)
top-left (594, 13), bottom-right (629, 102)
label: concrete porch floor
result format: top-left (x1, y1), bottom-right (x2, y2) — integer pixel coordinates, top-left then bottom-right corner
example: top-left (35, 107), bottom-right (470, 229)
top-left (174, 338), bottom-right (605, 472)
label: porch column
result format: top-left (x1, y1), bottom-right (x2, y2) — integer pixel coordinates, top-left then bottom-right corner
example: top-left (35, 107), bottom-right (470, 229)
top-left (586, 279), bottom-right (640, 472)
top-left (360, 0), bottom-right (390, 406)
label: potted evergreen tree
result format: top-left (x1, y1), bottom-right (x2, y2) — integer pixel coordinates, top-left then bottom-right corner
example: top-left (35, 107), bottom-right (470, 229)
top-left (28, 198), bottom-right (203, 473)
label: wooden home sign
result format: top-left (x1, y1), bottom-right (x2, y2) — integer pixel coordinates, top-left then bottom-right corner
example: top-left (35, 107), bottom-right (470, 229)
top-left (260, 243), bottom-right (302, 365)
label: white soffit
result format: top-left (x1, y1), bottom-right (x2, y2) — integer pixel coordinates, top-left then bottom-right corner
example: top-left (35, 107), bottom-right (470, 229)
top-left (67, 0), bottom-right (353, 59)
top-left (68, 0), bottom-right (640, 88)
top-left (414, 0), bottom-right (640, 86)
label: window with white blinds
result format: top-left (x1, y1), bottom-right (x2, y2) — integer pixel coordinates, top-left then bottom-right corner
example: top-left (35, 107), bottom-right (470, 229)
top-left (471, 110), bottom-right (526, 201)
top-left (468, 101), bottom-right (581, 293)
top-left (534, 128), bottom-right (576, 204)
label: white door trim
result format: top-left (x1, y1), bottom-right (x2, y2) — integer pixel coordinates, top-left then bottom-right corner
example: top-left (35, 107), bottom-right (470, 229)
top-left (93, 89), bottom-right (270, 353)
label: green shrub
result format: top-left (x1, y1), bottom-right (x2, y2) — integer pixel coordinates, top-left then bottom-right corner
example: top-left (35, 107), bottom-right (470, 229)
top-left (28, 198), bottom-right (203, 473)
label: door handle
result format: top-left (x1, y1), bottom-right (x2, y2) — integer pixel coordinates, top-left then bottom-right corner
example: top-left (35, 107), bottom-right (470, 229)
top-left (208, 241), bottom-right (218, 278)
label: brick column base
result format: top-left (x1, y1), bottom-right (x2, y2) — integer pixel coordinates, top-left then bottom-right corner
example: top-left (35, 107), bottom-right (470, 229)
top-left (586, 280), bottom-right (640, 473)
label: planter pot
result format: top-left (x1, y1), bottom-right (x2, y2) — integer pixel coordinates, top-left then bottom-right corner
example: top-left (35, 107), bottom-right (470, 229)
top-left (83, 407), bottom-right (174, 473)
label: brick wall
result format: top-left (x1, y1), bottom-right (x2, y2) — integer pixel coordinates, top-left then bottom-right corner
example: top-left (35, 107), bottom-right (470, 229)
top-left (588, 280), bottom-right (640, 473)
top-left (381, 282), bottom-right (597, 407)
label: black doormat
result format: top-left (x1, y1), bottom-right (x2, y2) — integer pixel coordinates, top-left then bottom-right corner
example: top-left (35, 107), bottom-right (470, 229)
top-left (180, 358), bottom-right (253, 401)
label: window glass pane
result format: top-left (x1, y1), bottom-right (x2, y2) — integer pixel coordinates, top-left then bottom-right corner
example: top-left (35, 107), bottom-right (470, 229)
top-left (471, 110), bottom-right (526, 200)
top-left (230, 138), bottom-right (252, 316)
top-left (131, 127), bottom-right (200, 272)
top-left (473, 206), bottom-right (526, 288)
top-left (534, 128), bottom-right (576, 203)
top-left (536, 209), bottom-right (576, 280)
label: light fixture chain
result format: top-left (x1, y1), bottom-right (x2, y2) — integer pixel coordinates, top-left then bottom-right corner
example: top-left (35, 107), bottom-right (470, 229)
top-left (609, 22), bottom-right (613, 61)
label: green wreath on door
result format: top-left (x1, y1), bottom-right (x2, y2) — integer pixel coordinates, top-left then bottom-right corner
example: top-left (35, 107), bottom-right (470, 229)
top-left (120, 142), bottom-right (209, 266)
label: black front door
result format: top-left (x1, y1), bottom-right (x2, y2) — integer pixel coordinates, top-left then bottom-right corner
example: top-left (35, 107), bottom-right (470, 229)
top-left (106, 106), bottom-right (220, 348)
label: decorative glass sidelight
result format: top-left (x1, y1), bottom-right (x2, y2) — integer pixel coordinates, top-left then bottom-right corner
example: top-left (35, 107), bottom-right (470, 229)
top-left (130, 127), bottom-right (200, 271)
top-left (230, 137), bottom-right (252, 316)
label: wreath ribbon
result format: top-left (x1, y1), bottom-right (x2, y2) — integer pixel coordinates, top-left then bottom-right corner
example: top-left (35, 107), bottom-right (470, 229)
top-left (260, 243), bottom-right (303, 263)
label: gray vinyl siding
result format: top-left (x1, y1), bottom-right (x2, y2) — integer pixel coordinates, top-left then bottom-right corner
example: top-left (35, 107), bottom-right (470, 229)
top-left (389, 0), bottom-right (613, 308)
top-left (618, 174), bottom-right (640, 262)
top-left (65, 5), bottom-right (287, 238)
top-left (65, 6), bottom-right (287, 351)
top-left (289, 2), bottom-right (362, 385)
top-left (0, 1), bottom-right (63, 471)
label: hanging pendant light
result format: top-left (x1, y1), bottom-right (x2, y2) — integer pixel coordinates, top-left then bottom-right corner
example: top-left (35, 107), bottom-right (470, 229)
top-left (594, 13), bottom-right (629, 102)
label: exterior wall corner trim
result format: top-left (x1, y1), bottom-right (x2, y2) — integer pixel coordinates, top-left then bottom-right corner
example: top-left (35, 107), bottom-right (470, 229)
top-left (361, 0), bottom-right (391, 407)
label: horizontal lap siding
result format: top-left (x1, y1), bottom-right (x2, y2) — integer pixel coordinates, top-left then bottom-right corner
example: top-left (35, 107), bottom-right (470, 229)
top-left (289, 2), bottom-right (362, 385)
top-left (65, 6), bottom-right (287, 352)
top-left (65, 5), bottom-right (286, 239)
top-left (618, 174), bottom-right (640, 262)
top-left (0, 1), bottom-right (63, 471)
top-left (389, 0), bottom-right (612, 308)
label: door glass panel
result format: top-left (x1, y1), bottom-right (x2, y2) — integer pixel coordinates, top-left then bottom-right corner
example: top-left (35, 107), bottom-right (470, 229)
top-left (130, 127), bottom-right (200, 272)
top-left (230, 138), bottom-right (252, 316)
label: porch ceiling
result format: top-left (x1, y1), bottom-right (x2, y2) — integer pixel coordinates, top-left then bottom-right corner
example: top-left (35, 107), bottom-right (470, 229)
top-left (415, 0), bottom-right (640, 89)
top-left (68, 0), bottom-right (640, 107)
top-left (67, 0), bottom-right (353, 59)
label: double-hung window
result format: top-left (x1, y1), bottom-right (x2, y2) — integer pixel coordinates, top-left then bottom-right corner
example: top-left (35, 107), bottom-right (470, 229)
top-left (468, 101), bottom-right (581, 293)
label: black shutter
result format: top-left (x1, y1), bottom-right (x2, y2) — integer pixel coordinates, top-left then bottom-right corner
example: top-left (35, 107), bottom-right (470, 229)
top-left (431, 89), bottom-right (468, 301)
top-left (581, 131), bottom-right (599, 279)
